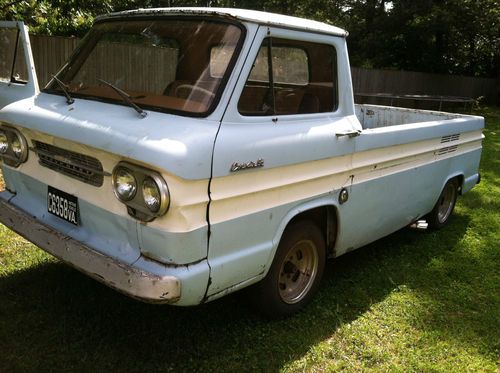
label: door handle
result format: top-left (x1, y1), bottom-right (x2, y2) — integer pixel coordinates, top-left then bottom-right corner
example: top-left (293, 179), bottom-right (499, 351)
top-left (336, 130), bottom-right (361, 138)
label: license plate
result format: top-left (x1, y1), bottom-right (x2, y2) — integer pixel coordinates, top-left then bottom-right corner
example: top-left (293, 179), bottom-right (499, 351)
top-left (47, 186), bottom-right (79, 225)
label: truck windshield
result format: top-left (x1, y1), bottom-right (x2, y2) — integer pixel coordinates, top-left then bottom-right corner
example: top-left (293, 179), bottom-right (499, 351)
top-left (45, 18), bottom-right (243, 116)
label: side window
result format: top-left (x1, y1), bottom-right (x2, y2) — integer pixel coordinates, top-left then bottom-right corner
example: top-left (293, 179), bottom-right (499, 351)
top-left (270, 46), bottom-right (308, 85)
top-left (0, 27), bottom-right (28, 83)
top-left (247, 43), bottom-right (269, 82)
top-left (238, 37), bottom-right (337, 116)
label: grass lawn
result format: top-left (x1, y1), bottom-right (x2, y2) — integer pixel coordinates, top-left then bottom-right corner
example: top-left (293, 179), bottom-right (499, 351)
top-left (0, 107), bottom-right (498, 372)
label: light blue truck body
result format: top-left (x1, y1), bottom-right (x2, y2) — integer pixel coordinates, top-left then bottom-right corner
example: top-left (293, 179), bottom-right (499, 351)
top-left (0, 9), bottom-right (483, 305)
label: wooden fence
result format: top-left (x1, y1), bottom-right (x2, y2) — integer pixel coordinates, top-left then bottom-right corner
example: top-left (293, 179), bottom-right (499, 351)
top-left (29, 35), bottom-right (498, 105)
top-left (30, 35), bottom-right (79, 87)
top-left (351, 67), bottom-right (498, 107)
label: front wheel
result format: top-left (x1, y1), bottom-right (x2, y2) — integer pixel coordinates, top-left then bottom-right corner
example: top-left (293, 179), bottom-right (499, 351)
top-left (249, 220), bottom-right (326, 318)
top-left (426, 178), bottom-right (459, 229)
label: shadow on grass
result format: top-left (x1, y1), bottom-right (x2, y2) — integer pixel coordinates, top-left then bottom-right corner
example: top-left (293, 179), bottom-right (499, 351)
top-left (1, 210), bottom-right (496, 372)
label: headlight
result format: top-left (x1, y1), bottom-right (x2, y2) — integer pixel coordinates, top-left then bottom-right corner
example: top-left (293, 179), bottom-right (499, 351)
top-left (0, 125), bottom-right (28, 167)
top-left (0, 131), bottom-right (8, 154)
top-left (112, 166), bottom-right (137, 201)
top-left (11, 136), bottom-right (23, 158)
top-left (142, 177), bottom-right (161, 213)
top-left (112, 162), bottom-right (170, 222)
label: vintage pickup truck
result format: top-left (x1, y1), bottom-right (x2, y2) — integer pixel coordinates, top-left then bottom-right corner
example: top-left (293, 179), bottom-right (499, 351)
top-left (0, 8), bottom-right (483, 316)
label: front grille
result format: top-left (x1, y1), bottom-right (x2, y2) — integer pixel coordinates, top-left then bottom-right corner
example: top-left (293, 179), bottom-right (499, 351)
top-left (32, 141), bottom-right (104, 187)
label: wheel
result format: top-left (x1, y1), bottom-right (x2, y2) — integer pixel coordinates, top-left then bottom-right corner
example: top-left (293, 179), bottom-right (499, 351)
top-left (174, 84), bottom-right (215, 101)
top-left (249, 220), bottom-right (326, 318)
top-left (426, 178), bottom-right (459, 229)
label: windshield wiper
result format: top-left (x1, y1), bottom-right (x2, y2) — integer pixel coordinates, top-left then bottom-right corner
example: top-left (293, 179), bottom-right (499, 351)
top-left (51, 75), bottom-right (74, 105)
top-left (98, 79), bottom-right (147, 118)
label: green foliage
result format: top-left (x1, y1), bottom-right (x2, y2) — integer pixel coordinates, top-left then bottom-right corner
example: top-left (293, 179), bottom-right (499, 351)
top-left (345, 0), bottom-right (500, 78)
top-left (1, 0), bottom-right (106, 36)
top-left (1, 0), bottom-right (498, 75)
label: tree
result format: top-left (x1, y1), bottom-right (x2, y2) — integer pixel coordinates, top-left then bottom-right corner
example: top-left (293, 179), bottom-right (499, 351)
top-left (1, 0), bottom-right (111, 36)
top-left (1, 0), bottom-right (498, 77)
top-left (343, 0), bottom-right (499, 78)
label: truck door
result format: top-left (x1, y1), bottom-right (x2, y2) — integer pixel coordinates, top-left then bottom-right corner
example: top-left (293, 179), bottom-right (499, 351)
top-left (0, 21), bottom-right (39, 108)
top-left (206, 26), bottom-right (358, 297)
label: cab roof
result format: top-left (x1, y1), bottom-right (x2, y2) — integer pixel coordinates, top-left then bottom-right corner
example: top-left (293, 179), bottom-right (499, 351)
top-left (96, 7), bottom-right (348, 37)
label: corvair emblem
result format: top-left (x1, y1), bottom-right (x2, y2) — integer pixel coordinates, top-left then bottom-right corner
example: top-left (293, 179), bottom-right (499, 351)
top-left (230, 158), bottom-right (264, 172)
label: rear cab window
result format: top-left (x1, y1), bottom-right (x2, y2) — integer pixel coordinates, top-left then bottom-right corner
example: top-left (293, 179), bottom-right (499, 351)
top-left (238, 37), bottom-right (338, 116)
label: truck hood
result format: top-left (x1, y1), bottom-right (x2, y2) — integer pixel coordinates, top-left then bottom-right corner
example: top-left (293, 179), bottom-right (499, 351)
top-left (0, 93), bottom-right (220, 180)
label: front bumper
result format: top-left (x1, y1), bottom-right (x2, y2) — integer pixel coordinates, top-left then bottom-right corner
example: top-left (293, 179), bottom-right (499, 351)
top-left (0, 195), bottom-right (185, 304)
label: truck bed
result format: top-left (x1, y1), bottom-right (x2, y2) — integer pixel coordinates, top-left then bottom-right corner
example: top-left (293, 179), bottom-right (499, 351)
top-left (355, 104), bottom-right (472, 129)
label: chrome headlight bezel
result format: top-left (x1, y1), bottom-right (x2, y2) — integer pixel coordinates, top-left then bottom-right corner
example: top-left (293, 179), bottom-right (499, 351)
top-left (0, 124), bottom-right (28, 167)
top-left (111, 162), bottom-right (170, 222)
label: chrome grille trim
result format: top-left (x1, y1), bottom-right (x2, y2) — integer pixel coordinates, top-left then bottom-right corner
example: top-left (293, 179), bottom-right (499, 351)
top-left (32, 141), bottom-right (107, 187)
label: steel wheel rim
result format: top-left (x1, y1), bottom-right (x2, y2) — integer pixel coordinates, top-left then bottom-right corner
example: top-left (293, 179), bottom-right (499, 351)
top-left (278, 239), bottom-right (319, 304)
top-left (437, 183), bottom-right (456, 223)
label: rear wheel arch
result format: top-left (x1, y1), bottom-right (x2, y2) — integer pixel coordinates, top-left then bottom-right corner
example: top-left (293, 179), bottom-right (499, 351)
top-left (455, 174), bottom-right (464, 195)
top-left (426, 176), bottom-right (461, 229)
top-left (442, 173), bottom-right (464, 194)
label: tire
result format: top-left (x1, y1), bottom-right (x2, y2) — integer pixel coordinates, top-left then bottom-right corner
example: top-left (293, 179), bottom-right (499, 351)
top-left (249, 220), bottom-right (326, 318)
top-left (426, 178), bottom-right (459, 230)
